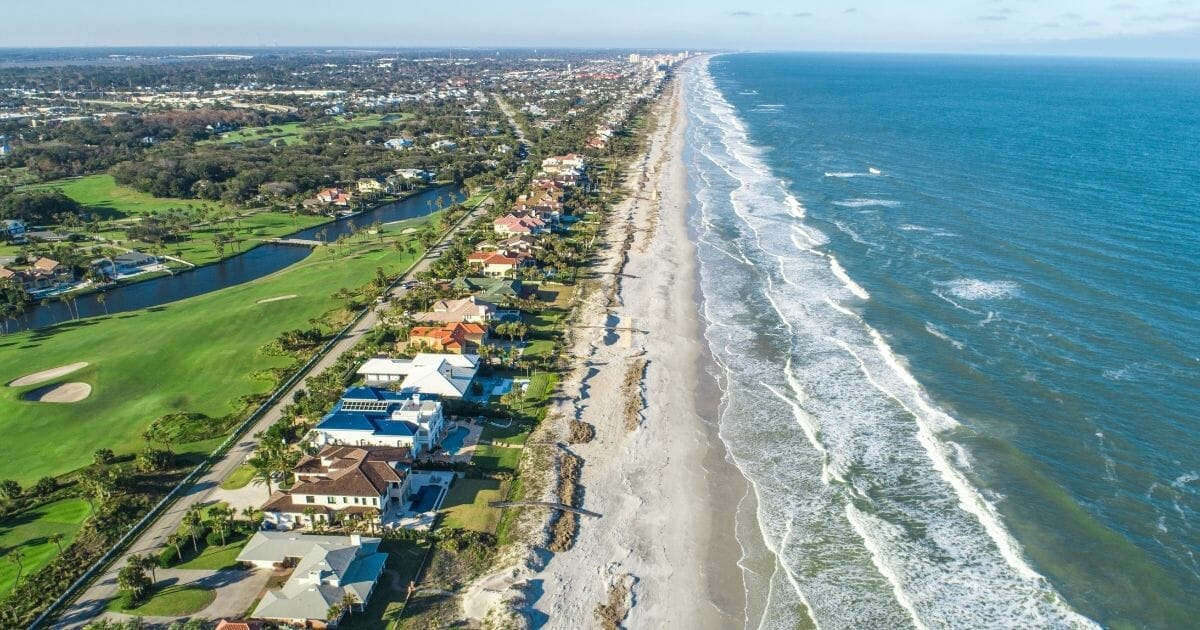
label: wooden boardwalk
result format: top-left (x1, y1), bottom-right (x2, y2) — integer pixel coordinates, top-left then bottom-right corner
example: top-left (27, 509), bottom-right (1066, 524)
top-left (488, 500), bottom-right (602, 518)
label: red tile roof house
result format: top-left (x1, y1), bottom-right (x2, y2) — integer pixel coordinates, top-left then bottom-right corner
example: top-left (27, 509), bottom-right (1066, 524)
top-left (466, 251), bottom-right (533, 277)
top-left (407, 322), bottom-right (489, 354)
top-left (316, 187), bottom-right (354, 206)
top-left (493, 213), bottom-right (547, 236)
top-left (261, 445), bottom-right (414, 531)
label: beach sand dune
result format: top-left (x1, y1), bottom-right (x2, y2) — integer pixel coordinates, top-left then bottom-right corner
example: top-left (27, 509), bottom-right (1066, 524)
top-left (465, 63), bottom-right (749, 629)
top-left (8, 362), bottom-right (89, 387)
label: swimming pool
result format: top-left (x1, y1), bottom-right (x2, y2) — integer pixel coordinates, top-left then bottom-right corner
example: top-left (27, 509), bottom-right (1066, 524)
top-left (441, 426), bottom-right (469, 455)
top-left (410, 485), bottom-right (442, 513)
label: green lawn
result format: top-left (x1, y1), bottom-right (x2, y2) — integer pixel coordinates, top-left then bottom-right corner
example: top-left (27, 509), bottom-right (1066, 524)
top-left (87, 209), bottom-right (330, 268)
top-left (174, 534), bottom-right (250, 570)
top-left (0, 230), bottom-right (434, 484)
top-left (341, 538), bottom-right (428, 630)
top-left (0, 498), bottom-right (90, 595)
top-left (220, 464), bottom-right (256, 490)
top-left (108, 584), bottom-right (215, 616)
top-left (440, 479), bottom-right (507, 534)
top-left (471, 444), bottom-right (522, 473)
top-left (205, 113), bottom-right (409, 146)
top-left (27, 174), bottom-right (210, 219)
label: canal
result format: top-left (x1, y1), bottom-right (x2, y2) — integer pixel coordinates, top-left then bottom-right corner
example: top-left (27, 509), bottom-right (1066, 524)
top-left (22, 186), bottom-right (464, 329)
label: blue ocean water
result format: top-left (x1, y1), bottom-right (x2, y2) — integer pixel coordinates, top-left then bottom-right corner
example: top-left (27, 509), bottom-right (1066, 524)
top-left (686, 54), bottom-right (1199, 629)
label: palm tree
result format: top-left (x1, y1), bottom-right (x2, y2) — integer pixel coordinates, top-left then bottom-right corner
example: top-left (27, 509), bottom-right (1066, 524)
top-left (116, 563), bottom-right (150, 603)
top-left (247, 455), bottom-right (275, 495)
top-left (326, 602), bottom-right (344, 624)
top-left (183, 507), bottom-right (204, 551)
top-left (141, 553), bottom-right (160, 584)
top-left (208, 505), bottom-right (232, 546)
top-left (6, 550), bottom-right (25, 584)
top-left (340, 592), bottom-right (360, 616)
top-left (48, 532), bottom-right (65, 554)
top-left (165, 533), bottom-right (184, 563)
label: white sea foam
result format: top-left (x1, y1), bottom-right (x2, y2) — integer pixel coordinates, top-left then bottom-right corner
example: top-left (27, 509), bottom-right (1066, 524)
top-left (823, 171), bottom-right (873, 178)
top-left (925, 322), bottom-right (965, 350)
top-left (828, 256), bottom-right (871, 300)
top-left (900, 224), bottom-right (958, 237)
top-left (944, 278), bottom-right (1021, 301)
top-left (685, 57), bottom-right (1098, 630)
top-left (833, 198), bottom-right (903, 208)
top-left (831, 220), bottom-right (878, 247)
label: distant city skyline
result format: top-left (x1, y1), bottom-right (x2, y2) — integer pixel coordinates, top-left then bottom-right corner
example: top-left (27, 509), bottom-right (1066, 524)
top-left (3, 0), bottom-right (1199, 59)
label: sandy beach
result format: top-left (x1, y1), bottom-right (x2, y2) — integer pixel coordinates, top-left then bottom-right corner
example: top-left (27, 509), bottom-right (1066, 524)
top-left (464, 62), bottom-right (751, 629)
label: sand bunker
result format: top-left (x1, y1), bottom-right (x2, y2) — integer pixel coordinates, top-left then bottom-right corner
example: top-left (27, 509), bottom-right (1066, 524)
top-left (8, 362), bottom-right (88, 387)
top-left (24, 382), bottom-right (92, 403)
top-left (256, 294), bottom-right (297, 304)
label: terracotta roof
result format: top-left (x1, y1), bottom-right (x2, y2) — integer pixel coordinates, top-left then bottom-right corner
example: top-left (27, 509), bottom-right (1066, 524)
top-left (215, 621), bottom-right (262, 630)
top-left (282, 446), bottom-right (411, 500)
top-left (32, 257), bottom-right (62, 272)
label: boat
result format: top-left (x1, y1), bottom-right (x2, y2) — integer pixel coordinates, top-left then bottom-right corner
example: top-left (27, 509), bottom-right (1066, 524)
top-left (868, 167), bottom-right (882, 175)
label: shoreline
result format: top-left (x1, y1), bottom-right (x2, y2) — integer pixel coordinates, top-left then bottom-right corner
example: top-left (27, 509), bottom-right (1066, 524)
top-left (464, 59), bottom-right (754, 628)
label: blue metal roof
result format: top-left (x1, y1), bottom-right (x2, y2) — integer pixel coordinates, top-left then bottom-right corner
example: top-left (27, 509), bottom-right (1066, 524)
top-left (315, 412), bottom-right (419, 437)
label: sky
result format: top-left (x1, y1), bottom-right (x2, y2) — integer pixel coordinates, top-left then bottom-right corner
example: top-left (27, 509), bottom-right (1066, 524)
top-left (3, 0), bottom-right (1199, 58)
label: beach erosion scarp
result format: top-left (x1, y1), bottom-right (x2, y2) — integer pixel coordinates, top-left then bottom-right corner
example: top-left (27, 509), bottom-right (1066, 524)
top-left (462, 63), bottom-right (752, 629)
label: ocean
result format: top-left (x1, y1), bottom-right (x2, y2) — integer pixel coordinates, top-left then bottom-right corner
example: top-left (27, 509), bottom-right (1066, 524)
top-left (685, 53), bottom-right (1199, 629)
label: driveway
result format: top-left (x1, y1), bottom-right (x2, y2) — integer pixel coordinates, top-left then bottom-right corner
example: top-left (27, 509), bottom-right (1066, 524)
top-left (92, 567), bottom-right (270, 628)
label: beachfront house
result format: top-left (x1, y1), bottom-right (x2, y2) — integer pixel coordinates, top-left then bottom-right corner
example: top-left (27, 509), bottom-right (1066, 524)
top-left (236, 531), bottom-right (388, 627)
top-left (493, 213), bottom-right (547, 236)
top-left (412, 295), bottom-right (497, 324)
top-left (260, 445), bottom-right (413, 530)
top-left (311, 387), bottom-right (447, 454)
top-left (407, 322), bottom-right (489, 354)
top-left (465, 251), bottom-right (532, 277)
top-left (356, 353), bottom-right (480, 398)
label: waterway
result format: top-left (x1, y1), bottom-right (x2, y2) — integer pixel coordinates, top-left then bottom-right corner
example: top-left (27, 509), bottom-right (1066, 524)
top-left (22, 186), bottom-right (464, 329)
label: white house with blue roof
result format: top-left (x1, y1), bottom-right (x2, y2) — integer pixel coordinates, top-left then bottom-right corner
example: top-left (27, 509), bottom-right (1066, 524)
top-left (312, 387), bottom-right (447, 455)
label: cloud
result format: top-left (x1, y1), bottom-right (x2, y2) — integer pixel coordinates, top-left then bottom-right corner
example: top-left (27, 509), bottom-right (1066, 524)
top-left (978, 14), bottom-right (1009, 21)
top-left (1041, 21), bottom-right (1063, 28)
top-left (1110, 2), bottom-right (1137, 10)
top-left (843, 7), bottom-right (857, 13)
top-left (792, 12), bottom-right (814, 18)
top-left (728, 10), bottom-right (756, 17)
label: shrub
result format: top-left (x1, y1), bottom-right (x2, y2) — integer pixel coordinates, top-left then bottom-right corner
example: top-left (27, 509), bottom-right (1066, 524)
top-left (158, 547), bottom-right (178, 568)
top-left (33, 476), bottom-right (58, 496)
top-left (205, 530), bottom-right (224, 547)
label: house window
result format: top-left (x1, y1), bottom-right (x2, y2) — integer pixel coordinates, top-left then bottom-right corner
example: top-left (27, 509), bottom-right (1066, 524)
top-left (327, 497), bottom-right (337, 504)
top-left (306, 496), bottom-right (315, 504)
top-left (372, 498), bottom-right (378, 505)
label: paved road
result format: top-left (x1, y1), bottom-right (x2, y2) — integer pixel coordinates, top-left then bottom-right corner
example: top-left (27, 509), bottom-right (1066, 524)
top-left (55, 198), bottom-right (490, 628)
top-left (492, 93), bottom-right (529, 156)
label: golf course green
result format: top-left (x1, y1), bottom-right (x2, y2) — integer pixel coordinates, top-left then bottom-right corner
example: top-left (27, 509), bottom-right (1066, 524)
top-left (0, 219), bottom-right (434, 485)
